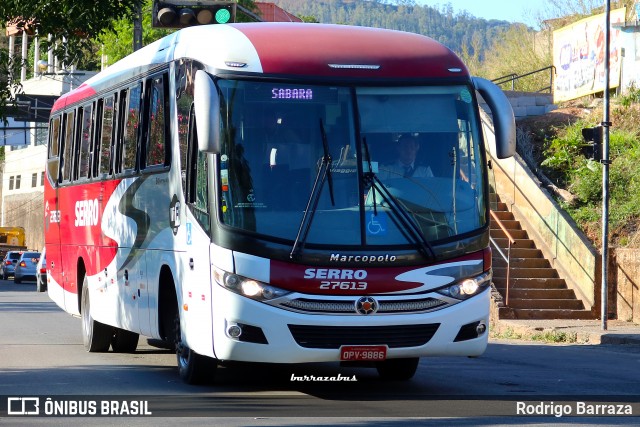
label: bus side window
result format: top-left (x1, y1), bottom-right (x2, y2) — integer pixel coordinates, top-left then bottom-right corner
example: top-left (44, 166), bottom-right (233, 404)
top-left (177, 60), bottom-right (198, 195)
top-left (61, 110), bottom-right (76, 183)
top-left (143, 74), bottom-right (169, 169)
top-left (77, 102), bottom-right (93, 181)
top-left (186, 112), bottom-right (210, 233)
top-left (118, 83), bottom-right (142, 174)
top-left (47, 116), bottom-right (61, 185)
top-left (98, 95), bottom-right (115, 177)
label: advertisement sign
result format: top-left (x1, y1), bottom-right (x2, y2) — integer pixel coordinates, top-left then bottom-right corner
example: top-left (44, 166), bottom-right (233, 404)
top-left (553, 8), bottom-right (626, 103)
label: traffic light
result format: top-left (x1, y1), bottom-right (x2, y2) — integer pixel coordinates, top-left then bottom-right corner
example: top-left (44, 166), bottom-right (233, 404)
top-left (152, 0), bottom-right (236, 28)
top-left (581, 126), bottom-right (603, 161)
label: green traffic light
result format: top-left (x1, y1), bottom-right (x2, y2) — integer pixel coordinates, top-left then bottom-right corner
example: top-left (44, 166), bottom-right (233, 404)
top-left (215, 8), bottom-right (231, 24)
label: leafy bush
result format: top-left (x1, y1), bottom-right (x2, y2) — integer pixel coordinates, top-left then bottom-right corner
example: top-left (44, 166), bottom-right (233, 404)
top-left (539, 109), bottom-right (640, 246)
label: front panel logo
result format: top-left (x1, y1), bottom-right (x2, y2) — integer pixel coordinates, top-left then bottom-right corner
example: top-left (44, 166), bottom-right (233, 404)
top-left (355, 296), bottom-right (378, 315)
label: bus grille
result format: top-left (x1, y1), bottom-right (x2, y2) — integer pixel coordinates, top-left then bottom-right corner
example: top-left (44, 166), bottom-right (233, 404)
top-left (287, 324), bottom-right (440, 349)
top-left (279, 297), bottom-right (447, 314)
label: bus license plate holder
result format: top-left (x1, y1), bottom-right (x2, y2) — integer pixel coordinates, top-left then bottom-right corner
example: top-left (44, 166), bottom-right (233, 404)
top-left (340, 345), bottom-right (387, 361)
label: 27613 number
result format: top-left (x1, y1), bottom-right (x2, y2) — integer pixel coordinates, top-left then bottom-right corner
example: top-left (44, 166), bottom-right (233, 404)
top-left (319, 281), bottom-right (367, 290)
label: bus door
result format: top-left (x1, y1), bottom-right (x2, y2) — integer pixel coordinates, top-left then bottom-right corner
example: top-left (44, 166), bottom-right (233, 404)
top-left (45, 114), bottom-right (66, 309)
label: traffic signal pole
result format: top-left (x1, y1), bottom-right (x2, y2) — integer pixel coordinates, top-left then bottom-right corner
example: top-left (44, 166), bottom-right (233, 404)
top-left (601, 0), bottom-right (611, 330)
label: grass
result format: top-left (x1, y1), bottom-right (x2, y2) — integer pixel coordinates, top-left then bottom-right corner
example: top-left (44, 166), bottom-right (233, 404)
top-left (538, 101), bottom-right (640, 247)
top-left (491, 327), bottom-right (578, 344)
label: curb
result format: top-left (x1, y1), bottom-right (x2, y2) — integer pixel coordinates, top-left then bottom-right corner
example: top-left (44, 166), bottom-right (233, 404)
top-left (491, 319), bottom-right (640, 346)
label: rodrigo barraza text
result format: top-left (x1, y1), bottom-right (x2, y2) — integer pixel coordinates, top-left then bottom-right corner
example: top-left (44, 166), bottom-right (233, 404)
top-left (516, 401), bottom-right (632, 417)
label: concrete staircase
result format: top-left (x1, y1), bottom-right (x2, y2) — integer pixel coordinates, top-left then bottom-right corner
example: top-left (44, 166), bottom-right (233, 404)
top-left (490, 201), bottom-right (595, 320)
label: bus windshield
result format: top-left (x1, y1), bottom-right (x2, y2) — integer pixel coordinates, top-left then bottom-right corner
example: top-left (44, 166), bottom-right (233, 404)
top-left (217, 79), bottom-right (486, 247)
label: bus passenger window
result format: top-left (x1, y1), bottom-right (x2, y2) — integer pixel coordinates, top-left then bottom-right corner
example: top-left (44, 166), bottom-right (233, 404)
top-left (122, 84), bottom-right (142, 172)
top-left (61, 110), bottom-right (76, 183)
top-left (145, 76), bottom-right (167, 168)
top-left (99, 96), bottom-right (115, 176)
top-left (47, 116), bottom-right (61, 183)
top-left (78, 103), bottom-right (93, 180)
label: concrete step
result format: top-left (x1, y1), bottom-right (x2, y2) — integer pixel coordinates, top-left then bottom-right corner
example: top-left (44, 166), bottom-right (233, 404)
top-left (493, 257), bottom-right (550, 269)
top-left (495, 202), bottom-right (509, 211)
top-left (493, 277), bottom-right (568, 289)
top-left (491, 238), bottom-right (536, 249)
top-left (493, 266), bottom-right (558, 279)
top-left (498, 307), bottom-right (595, 320)
top-left (491, 210), bottom-right (514, 221)
top-left (506, 298), bottom-right (585, 310)
top-left (502, 248), bottom-right (543, 259)
top-left (490, 219), bottom-right (521, 230)
top-left (501, 288), bottom-right (578, 300)
top-left (491, 228), bottom-right (529, 240)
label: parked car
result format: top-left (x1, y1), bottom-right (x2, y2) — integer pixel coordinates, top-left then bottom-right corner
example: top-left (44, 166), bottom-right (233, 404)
top-left (36, 248), bottom-right (47, 292)
top-left (14, 251), bottom-right (40, 284)
top-left (0, 251), bottom-right (23, 280)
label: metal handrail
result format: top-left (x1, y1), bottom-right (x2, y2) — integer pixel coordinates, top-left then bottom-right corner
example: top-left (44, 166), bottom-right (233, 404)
top-left (489, 210), bottom-right (516, 306)
top-left (492, 65), bottom-right (556, 93)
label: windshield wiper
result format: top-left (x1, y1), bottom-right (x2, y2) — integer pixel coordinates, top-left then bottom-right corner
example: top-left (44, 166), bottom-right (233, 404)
top-left (361, 137), bottom-right (433, 258)
top-left (290, 119), bottom-right (335, 259)
top-left (370, 174), bottom-right (436, 260)
top-left (362, 137), bottom-right (377, 215)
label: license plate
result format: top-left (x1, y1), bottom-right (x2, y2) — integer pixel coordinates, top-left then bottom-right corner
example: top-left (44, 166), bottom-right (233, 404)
top-left (340, 345), bottom-right (387, 361)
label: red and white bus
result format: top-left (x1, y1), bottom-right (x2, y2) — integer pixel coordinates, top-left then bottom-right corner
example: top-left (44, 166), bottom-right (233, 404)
top-left (45, 22), bottom-right (515, 383)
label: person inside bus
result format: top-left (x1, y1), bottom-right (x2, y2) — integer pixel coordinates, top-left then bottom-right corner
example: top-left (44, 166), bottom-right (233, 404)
top-left (379, 133), bottom-right (433, 180)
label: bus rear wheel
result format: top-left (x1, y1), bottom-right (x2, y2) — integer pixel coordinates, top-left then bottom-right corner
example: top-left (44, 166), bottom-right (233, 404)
top-left (375, 357), bottom-right (419, 381)
top-left (174, 312), bottom-right (217, 384)
top-left (81, 276), bottom-right (112, 352)
top-left (111, 327), bottom-right (139, 353)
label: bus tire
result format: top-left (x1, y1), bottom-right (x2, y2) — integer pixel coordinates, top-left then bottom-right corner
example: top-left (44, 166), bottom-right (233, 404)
top-left (174, 312), bottom-right (217, 384)
top-left (111, 327), bottom-right (139, 353)
top-left (81, 276), bottom-right (112, 352)
top-left (375, 357), bottom-right (419, 381)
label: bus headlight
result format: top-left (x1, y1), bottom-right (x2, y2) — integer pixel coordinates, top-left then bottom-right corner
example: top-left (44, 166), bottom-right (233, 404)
top-left (436, 271), bottom-right (491, 300)
top-left (214, 268), bottom-right (290, 302)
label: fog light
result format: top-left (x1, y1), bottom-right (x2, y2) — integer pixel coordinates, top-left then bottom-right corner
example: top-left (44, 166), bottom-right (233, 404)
top-left (227, 324), bottom-right (242, 338)
top-left (476, 323), bottom-right (487, 335)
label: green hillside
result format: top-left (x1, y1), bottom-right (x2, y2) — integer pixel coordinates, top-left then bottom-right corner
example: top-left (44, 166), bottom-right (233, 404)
top-left (272, 0), bottom-right (519, 61)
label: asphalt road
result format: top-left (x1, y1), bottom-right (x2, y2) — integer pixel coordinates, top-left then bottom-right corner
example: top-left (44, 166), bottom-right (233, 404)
top-left (1, 279), bottom-right (639, 425)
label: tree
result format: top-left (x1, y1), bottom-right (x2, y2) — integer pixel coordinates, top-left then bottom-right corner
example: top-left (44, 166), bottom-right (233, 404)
top-left (0, 0), bottom-right (142, 120)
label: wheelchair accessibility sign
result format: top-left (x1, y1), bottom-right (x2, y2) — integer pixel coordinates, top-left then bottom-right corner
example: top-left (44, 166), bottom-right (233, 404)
top-left (366, 212), bottom-right (388, 236)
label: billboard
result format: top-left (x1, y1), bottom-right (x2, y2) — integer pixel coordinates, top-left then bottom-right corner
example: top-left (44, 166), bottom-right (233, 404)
top-left (553, 8), bottom-right (626, 103)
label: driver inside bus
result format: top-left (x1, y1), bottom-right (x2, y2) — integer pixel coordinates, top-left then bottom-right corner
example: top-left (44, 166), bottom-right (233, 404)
top-left (379, 133), bottom-right (433, 180)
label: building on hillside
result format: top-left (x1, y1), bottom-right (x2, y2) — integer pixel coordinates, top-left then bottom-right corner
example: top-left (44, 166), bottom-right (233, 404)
top-left (255, 2), bottom-right (302, 22)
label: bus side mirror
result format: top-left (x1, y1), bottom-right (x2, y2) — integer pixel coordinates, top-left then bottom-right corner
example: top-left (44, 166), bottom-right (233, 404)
top-left (194, 70), bottom-right (221, 153)
top-left (472, 77), bottom-right (516, 159)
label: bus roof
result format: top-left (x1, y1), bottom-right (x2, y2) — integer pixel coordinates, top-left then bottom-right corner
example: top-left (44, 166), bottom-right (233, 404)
top-left (52, 23), bottom-right (468, 113)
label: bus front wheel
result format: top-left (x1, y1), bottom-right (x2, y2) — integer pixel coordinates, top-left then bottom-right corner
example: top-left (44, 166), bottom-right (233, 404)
top-left (375, 357), bottom-right (419, 381)
top-left (81, 276), bottom-right (112, 352)
top-left (174, 312), bottom-right (217, 384)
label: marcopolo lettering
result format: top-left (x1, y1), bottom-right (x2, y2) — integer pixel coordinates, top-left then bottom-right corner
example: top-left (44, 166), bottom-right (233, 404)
top-left (329, 253), bottom-right (397, 263)
top-left (75, 199), bottom-right (100, 227)
top-left (304, 268), bottom-right (367, 280)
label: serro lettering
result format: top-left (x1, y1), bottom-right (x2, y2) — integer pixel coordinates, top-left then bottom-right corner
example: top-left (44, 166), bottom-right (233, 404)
top-left (304, 268), bottom-right (367, 280)
top-left (75, 199), bottom-right (100, 227)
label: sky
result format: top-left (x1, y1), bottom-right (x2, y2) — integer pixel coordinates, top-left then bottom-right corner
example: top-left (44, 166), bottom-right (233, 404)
top-left (414, 0), bottom-right (541, 27)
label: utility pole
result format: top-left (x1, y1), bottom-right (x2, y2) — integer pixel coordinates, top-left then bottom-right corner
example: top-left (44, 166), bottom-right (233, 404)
top-left (601, 0), bottom-right (611, 330)
top-left (133, 1), bottom-right (143, 51)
